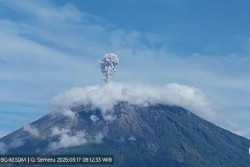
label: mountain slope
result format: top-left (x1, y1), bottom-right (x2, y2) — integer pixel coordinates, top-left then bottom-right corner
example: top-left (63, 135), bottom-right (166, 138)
top-left (0, 102), bottom-right (250, 167)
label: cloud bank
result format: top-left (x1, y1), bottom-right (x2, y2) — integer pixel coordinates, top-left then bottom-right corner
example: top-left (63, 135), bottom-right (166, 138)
top-left (52, 82), bottom-right (218, 121)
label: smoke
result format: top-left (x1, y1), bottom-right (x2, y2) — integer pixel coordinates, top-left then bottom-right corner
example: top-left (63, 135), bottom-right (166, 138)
top-left (99, 53), bottom-right (119, 83)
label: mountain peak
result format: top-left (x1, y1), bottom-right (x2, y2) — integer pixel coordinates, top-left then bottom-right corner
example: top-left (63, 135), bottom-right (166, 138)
top-left (52, 82), bottom-right (217, 122)
top-left (1, 102), bottom-right (249, 166)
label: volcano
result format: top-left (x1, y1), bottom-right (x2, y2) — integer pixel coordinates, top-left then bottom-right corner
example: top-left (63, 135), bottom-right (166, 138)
top-left (0, 102), bottom-right (250, 167)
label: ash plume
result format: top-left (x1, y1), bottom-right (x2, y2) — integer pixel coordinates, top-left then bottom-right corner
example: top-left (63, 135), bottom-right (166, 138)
top-left (99, 53), bottom-right (119, 83)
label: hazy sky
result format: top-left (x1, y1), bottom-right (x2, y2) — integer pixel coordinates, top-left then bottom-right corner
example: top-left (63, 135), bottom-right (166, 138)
top-left (0, 0), bottom-right (249, 138)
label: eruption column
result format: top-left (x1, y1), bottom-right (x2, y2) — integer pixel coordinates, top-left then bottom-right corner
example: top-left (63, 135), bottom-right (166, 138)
top-left (99, 53), bottom-right (119, 83)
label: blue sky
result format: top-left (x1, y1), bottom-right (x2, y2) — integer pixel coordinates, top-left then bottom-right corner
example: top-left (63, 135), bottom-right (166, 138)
top-left (0, 0), bottom-right (249, 138)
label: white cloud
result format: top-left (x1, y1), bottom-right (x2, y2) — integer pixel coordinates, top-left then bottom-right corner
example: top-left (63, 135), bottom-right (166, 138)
top-left (224, 120), bottom-right (250, 138)
top-left (52, 82), bottom-right (218, 121)
top-left (61, 109), bottom-right (77, 120)
top-left (0, 138), bottom-right (25, 154)
top-left (23, 125), bottom-right (40, 138)
top-left (90, 132), bottom-right (104, 144)
top-left (51, 127), bottom-right (70, 137)
top-left (1, 0), bottom-right (82, 23)
top-left (49, 130), bottom-right (87, 151)
top-left (48, 126), bottom-right (104, 151)
top-left (102, 114), bottom-right (117, 122)
top-left (128, 136), bottom-right (136, 141)
top-left (90, 115), bottom-right (99, 123)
